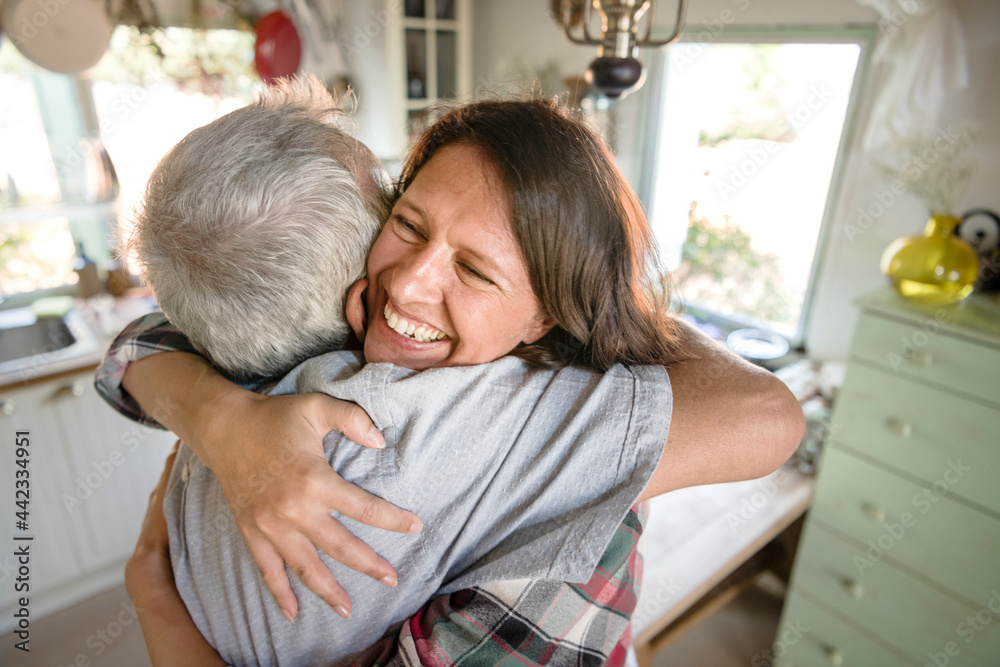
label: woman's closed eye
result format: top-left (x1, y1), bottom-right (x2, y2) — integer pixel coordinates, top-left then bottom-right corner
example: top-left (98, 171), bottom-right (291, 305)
top-left (392, 215), bottom-right (423, 240)
top-left (458, 261), bottom-right (493, 284)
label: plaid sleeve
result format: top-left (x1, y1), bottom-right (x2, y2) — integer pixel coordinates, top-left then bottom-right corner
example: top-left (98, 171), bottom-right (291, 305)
top-left (341, 504), bottom-right (648, 667)
top-left (93, 311), bottom-right (200, 429)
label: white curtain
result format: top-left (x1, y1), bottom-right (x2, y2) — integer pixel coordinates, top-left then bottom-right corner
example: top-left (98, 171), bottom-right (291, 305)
top-left (855, 0), bottom-right (968, 150)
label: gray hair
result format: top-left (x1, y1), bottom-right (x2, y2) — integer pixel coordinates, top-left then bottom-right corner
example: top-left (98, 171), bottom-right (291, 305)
top-left (125, 76), bottom-right (388, 380)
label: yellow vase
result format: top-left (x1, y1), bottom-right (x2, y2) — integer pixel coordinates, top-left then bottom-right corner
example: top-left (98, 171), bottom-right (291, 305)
top-left (880, 213), bottom-right (980, 304)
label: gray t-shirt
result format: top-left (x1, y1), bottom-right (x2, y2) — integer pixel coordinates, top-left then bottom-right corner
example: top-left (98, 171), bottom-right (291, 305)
top-left (165, 351), bottom-right (672, 666)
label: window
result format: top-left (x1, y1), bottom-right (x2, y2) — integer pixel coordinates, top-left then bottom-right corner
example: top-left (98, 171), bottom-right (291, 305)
top-left (0, 27), bottom-right (254, 298)
top-left (642, 32), bottom-right (871, 344)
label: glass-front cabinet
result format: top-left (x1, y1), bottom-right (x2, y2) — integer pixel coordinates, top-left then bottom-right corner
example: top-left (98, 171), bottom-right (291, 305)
top-left (347, 0), bottom-right (471, 166)
top-left (402, 0), bottom-right (465, 143)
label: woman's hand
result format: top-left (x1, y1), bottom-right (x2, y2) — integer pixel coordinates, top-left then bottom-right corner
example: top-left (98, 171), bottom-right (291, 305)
top-left (123, 352), bottom-right (422, 621)
top-left (204, 389), bottom-right (423, 621)
top-left (126, 445), bottom-right (228, 666)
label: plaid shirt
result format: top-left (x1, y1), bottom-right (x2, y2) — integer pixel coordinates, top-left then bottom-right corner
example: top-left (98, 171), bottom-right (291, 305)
top-left (343, 505), bottom-right (646, 667)
top-left (95, 313), bottom-right (645, 665)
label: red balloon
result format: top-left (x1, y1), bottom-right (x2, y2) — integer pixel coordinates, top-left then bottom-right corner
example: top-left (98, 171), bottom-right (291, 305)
top-left (254, 11), bottom-right (302, 84)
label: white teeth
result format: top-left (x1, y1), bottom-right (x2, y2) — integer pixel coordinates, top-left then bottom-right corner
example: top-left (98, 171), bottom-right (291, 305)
top-left (383, 303), bottom-right (446, 343)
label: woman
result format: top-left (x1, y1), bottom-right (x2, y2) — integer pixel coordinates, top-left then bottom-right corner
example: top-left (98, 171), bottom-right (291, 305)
top-left (116, 98), bottom-right (803, 663)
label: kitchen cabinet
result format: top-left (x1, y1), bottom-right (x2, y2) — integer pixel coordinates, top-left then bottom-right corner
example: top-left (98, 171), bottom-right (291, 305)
top-left (0, 369), bottom-right (176, 626)
top-left (775, 289), bottom-right (1000, 666)
top-left (346, 0), bottom-right (472, 163)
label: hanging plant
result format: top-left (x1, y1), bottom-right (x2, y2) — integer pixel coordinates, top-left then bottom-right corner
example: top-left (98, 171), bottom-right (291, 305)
top-left (102, 0), bottom-right (256, 98)
top-left (878, 122), bottom-right (980, 214)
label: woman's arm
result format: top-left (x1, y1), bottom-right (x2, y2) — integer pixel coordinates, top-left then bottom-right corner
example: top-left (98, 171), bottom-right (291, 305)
top-left (639, 318), bottom-right (805, 500)
top-left (96, 312), bottom-right (420, 619)
top-left (126, 446), bottom-right (227, 667)
top-left (120, 351), bottom-right (421, 621)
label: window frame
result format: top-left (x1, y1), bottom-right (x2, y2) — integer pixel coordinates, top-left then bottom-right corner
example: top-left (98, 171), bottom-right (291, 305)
top-left (636, 25), bottom-right (877, 348)
top-left (0, 60), bottom-right (113, 299)
top-left (1, 26), bottom-right (256, 301)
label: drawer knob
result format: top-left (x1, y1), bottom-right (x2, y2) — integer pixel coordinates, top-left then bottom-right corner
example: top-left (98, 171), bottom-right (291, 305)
top-left (903, 349), bottom-right (933, 368)
top-left (842, 578), bottom-right (864, 599)
top-left (0, 399), bottom-right (15, 416)
top-left (50, 381), bottom-right (86, 401)
top-left (823, 646), bottom-right (844, 666)
top-left (862, 503), bottom-right (886, 522)
top-left (886, 417), bottom-right (912, 438)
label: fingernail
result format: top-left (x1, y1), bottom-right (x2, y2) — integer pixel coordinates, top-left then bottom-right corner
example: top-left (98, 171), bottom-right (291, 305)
top-left (381, 574), bottom-right (397, 587)
top-left (409, 516), bottom-right (423, 534)
top-left (283, 608), bottom-right (295, 623)
top-left (367, 425), bottom-right (385, 449)
top-left (335, 605), bottom-right (352, 619)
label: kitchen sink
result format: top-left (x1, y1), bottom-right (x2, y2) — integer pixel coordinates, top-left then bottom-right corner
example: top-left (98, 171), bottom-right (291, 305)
top-left (0, 311), bottom-right (77, 363)
top-left (0, 306), bottom-right (101, 379)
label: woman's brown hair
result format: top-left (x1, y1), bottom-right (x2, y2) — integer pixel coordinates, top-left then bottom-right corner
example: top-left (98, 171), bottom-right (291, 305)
top-left (399, 97), bottom-right (680, 371)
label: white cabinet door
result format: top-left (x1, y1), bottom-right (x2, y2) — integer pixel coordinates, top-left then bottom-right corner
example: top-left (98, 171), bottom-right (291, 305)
top-left (0, 381), bottom-right (86, 611)
top-left (51, 374), bottom-right (176, 572)
top-left (0, 370), bottom-right (176, 619)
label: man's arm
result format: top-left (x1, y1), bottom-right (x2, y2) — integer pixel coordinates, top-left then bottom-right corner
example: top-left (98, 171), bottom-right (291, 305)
top-left (640, 318), bottom-right (804, 500)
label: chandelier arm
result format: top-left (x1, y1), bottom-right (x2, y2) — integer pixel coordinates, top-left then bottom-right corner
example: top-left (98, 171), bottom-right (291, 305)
top-left (560, 0), bottom-right (603, 45)
top-left (636, 0), bottom-right (687, 47)
top-left (563, 23), bottom-right (601, 45)
top-left (640, 0), bottom-right (655, 43)
top-left (582, 0), bottom-right (601, 44)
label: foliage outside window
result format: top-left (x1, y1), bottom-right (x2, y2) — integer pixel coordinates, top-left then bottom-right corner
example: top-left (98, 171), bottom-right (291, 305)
top-left (1, 26), bottom-right (255, 297)
top-left (647, 41), bottom-right (863, 340)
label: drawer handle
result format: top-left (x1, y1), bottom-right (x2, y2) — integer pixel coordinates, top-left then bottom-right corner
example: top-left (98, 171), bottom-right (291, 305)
top-left (823, 646), bottom-right (844, 666)
top-left (50, 381), bottom-right (86, 402)
top-left (861, 503), bottom-right (885, 522)
top-left (0, 399), bottom-right (15, 416)
top-left (903, 349), bottom-right (933, 368)
top-left (885, 417), bottom-right (912, 438)
top-left (842, 578), bottom-right (864, 599)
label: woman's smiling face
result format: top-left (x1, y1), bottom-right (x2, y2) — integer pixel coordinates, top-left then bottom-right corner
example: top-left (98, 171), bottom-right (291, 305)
top-left (363, 143), bottom-right (553, 370)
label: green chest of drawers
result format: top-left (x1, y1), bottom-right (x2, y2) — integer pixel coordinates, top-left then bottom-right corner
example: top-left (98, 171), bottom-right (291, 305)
top-left (776, 289), bottom-right (1000, 667)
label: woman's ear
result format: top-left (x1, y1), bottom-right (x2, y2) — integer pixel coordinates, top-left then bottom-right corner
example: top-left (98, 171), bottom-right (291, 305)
top-left (345, 277), bottom-right (369, 342)
top-left (521, 311), bottom-right (556, 345)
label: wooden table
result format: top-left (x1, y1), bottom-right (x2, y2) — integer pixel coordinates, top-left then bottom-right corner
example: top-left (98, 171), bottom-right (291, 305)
top-left (632, 465), bottom-right (814, 665)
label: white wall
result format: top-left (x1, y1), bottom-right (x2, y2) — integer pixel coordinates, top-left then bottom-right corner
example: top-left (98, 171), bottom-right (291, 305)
top-left (807, 0), bottom-right (1000, 359)
top-left (471, 0), bottom-right (1000, 361)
